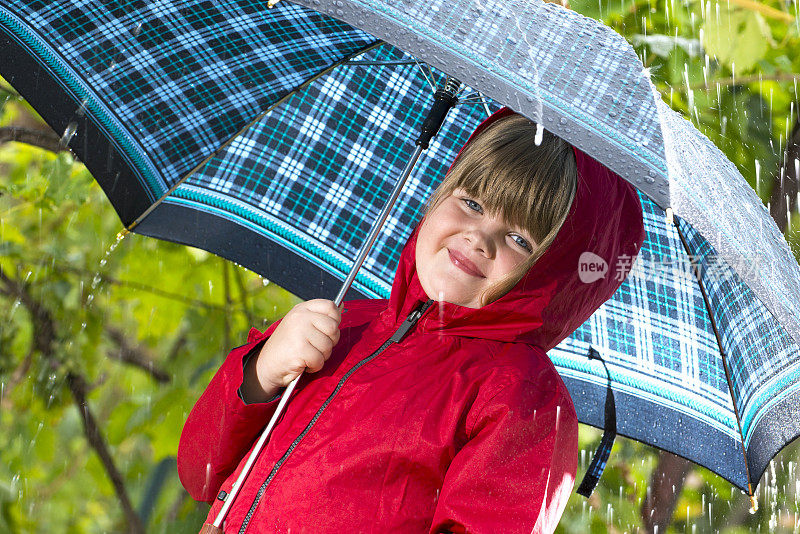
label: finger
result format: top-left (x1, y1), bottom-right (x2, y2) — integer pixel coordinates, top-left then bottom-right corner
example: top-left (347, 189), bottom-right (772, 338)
top-left (305, 326), bottom-right (334, 356)
top-left (302, 340), bottom-right (327, 372)
top-left (311, 315), bottom-right (340, 339)
top-left (304, 299), bottom-right (341, 322)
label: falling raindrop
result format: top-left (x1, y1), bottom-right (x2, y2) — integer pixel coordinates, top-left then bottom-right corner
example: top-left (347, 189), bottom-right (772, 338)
top-left (755, 159), bottom-right (761, 196)
top-left (59, 122), bottom-right (78, 149)
top-left (76, 98), bottom-right (89, 118)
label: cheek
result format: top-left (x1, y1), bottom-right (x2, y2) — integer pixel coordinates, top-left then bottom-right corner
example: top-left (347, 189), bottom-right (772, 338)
top-left (491, 251), bottom-right (527, 279)
top-left (415, 220), bottom-right (440, 273)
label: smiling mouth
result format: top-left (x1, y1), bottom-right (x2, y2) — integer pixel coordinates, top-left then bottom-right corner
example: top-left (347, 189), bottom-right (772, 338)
top-left (448, 248), bottom-right (485, 278)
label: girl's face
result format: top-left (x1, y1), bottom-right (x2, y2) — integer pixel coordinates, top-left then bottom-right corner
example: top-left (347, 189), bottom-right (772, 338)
top-left (415, 188), bottom-right (537, 308)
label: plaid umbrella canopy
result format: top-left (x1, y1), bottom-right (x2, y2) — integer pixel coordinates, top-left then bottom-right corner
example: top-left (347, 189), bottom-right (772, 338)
top-left (2, 0), bottom-right (800, 506)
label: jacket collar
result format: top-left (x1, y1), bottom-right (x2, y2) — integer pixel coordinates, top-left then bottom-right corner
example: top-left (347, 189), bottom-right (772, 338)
top-left (385, 107), bottom-right (645, 352)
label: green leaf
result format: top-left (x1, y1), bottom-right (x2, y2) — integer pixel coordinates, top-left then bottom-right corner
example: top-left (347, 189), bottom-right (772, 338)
top-left (703, 8), bottom-right (769, 73)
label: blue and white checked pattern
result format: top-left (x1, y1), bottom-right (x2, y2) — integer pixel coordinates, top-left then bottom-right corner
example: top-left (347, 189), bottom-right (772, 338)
top-left (3, 0), bottom-right (800, 493)
top-left (175, 44), bottom-right (499, 294)
top-left (551, 195), bottom-right (739, 441)
top-left (677, 218), bottom-right (800, 449)
top-left (0, 0), bottom-right (375, 196)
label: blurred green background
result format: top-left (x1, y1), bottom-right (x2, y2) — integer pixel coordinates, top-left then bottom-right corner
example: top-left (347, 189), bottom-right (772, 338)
top-left (1, 0), bottom-right (799, 532)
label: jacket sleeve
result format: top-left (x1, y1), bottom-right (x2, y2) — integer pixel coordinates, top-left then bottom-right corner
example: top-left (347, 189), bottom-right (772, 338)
top-left (177, 323), bottom-right (284, 503)
top-left (429, 370), bottom-right (579, 534)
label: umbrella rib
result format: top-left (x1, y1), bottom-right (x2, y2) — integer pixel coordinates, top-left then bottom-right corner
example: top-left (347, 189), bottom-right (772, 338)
top-left (413, 58), bottom-right (436, 92)
top-left (459, 93), bottom-right (493, 117)
top-left (345, 59), bottom-right (417, 66)
top-left (120, 40), bottom-right (386, 235)
top-left (672, 212), bottom-right (758, 510)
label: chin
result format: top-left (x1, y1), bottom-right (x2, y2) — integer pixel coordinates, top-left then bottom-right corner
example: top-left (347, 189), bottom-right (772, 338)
top-left (420, 267), bottom-right (481, 308)
top-left (433, 285), bottom-right (480, 308)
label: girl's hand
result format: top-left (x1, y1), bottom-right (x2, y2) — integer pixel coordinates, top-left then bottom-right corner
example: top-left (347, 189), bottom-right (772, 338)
top-left (242, 299), bottom-right (342, 403)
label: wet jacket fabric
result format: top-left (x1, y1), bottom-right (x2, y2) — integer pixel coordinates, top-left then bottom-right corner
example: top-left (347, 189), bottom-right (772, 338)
top-left (177, 107), bottom-right (645, 533)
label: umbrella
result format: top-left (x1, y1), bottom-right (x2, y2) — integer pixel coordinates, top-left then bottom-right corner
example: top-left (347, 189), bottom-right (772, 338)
top-left (3, 0), bottom-right (800, 514)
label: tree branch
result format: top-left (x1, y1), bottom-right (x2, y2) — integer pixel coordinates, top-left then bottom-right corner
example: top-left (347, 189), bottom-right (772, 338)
top-left (0, 264), bottom-right (145, 533)
top-left (232, 266), bottom-right (255, 326)
top-left (640, 451), bottom-right (693, 533)
top-left (0, 126), bottom-right (65, 153)
top-left (223, 259), bottom-right (231, 350)
top-left (105, 326), bottom-right (170, 383)
top-left (689, 73), bottom-right (799, 92)
top-left (769, 106), bottom-right (800, 233)
top-left (21, 257), bottom-right (231, 312)
top-left (166, 330), bottom-right (189, 364)
top-left (66, 372), bottom-right (145, 534)
top-left (0, 265), bottom-right (56, 356)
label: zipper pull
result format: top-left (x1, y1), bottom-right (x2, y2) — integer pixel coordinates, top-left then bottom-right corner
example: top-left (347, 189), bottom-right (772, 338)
top-left (389, 300), bottom-right (433, 344)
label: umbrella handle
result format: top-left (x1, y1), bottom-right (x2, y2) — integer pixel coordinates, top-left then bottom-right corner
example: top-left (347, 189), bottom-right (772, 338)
top-left (204, 373), bottom-right (303, 531)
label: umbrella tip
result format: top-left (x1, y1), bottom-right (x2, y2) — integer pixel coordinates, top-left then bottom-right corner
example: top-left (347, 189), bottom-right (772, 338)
top-left (115, 228), bottom-right (130, 242)
top-left (749, 495), bottom-right (758, 514)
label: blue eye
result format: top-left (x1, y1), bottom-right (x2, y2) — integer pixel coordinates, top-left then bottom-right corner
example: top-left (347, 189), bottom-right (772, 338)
top-left (511, 234), bottom-right (533, 253)
top-left (463, 198), bottom-right (483, 213)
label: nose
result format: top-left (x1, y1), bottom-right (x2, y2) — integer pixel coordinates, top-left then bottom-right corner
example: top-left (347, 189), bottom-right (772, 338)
top-left (464, 228), bottom-right (495, 258)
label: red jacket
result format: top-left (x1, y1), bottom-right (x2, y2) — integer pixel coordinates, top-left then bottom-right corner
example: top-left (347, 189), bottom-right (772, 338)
top-left (177, 108), bottom-right (644, 533)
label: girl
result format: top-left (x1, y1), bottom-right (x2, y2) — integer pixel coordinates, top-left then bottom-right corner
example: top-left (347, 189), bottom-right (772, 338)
top-left (178, 107), bottom-right (644, 533)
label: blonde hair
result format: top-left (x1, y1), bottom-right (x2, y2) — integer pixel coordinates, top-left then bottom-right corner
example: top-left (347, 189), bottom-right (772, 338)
top-left (424, 113), bottom-right (577, 306)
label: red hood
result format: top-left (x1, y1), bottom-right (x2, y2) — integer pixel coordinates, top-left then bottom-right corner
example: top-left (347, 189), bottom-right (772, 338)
top-left (386, 107), bottom-right (645, 352)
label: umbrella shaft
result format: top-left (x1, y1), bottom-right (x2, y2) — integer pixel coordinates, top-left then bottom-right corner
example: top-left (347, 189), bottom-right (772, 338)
top-left (209, 144), bottom-right (425, 530)
top-left (333, 144), bottom-right (425, 306)
top-left (209, 82), bottom-right (458, 530)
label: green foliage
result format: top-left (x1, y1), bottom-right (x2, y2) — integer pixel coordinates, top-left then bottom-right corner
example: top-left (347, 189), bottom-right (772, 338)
top-left (0, 94), bottom-right (299, 530)
top-left (703, 8), bottom-right (771, 73)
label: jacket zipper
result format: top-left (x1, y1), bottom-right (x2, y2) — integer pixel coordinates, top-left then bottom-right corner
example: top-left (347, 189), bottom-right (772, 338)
top-left (238, 299), bottom-right (434, 533)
